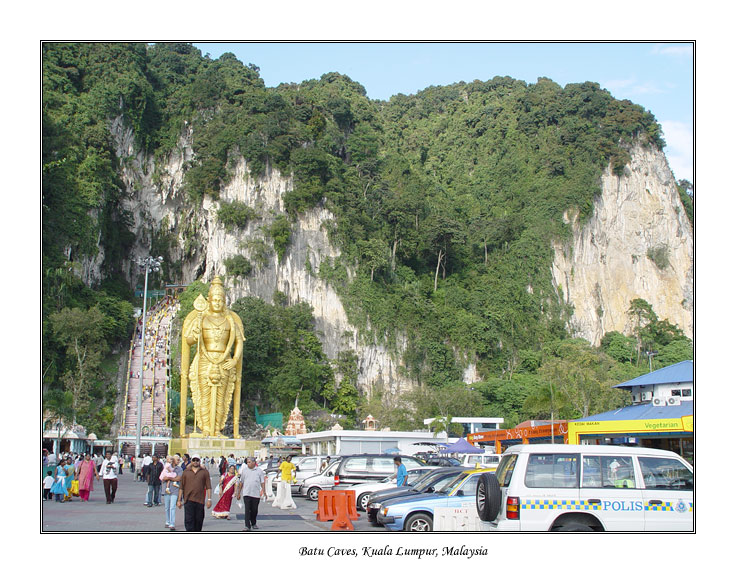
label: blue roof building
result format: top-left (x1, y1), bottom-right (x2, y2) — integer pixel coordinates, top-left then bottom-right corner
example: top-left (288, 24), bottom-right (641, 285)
top-left (614, 360), bottom-right (693, 406)
top-left (568, 361), bottom-right (693, 462)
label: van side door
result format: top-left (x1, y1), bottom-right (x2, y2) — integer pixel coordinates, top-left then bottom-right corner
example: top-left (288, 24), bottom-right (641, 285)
top-left (579, 455), bottom-right (644, 531)
top-left (637, 456), bottom-right (693, 531)
top-left (341, 456), bottom-right (372, 485)
top-left (370, 457), bottom-right (396, 481)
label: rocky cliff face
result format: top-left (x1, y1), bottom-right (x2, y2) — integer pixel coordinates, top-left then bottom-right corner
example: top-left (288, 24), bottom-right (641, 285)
top-left (95, 122), bottom-right (692, 393)
top-left (109, 119), bottom-right (413, 395)
top-left (551, 144), bottom-right (693, 345)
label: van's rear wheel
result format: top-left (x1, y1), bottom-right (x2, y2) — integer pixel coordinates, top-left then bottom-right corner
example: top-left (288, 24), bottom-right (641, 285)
top-left (476, 472), bottom-right (502, 521)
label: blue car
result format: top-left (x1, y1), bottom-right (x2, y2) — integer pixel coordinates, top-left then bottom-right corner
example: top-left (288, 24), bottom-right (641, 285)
top-left (377, 468), bottom-right (494, 531)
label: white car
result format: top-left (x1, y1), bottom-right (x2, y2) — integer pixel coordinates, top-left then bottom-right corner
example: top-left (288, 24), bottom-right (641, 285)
top-left (476, 444), bottom-right (693, 531)
top-left (459, 453), bottom-right (501, 469)
top-left (299, 459), bottom-right (341, 500)
top-left (265, 455), bottom-right (335, 494)
top-left (336, 466), bottom-right (442, 511)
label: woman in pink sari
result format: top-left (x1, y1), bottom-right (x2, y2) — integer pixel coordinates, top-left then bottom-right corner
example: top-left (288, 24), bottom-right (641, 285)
top-left (76, 453), bottom-right (99, 501)
top-left (211, 465), bottom-right (238, 519)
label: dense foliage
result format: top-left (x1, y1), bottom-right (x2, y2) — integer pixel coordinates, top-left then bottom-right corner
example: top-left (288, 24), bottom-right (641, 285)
top-left (42, 43), bottom-right (693, 437)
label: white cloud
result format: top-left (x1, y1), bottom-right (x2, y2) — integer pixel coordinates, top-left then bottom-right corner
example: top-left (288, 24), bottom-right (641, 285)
top-left (651, 44), bottom-right (693, 57)
top-left (660, 120), bottom-right (693, 182)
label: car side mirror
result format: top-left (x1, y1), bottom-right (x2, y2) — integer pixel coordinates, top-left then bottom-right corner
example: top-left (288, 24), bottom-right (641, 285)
top-left (456, 490), bottom-right (464, 497)
top-left (295, 465), bottom-right (300, 471)
top-left (327, 471), bottom-right (333, 476)
top-left (427, 486), bottom-right (434, 492)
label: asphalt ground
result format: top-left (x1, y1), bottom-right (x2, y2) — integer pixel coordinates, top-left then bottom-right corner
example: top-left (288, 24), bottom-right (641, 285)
top-left (41, 465), bottom-right (379, 533)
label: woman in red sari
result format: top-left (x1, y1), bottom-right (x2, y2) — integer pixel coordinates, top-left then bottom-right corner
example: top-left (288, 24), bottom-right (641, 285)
top-left (211, 465), bottom-right (238, 519)
top-left (76, 453), bottom-right (99, 501)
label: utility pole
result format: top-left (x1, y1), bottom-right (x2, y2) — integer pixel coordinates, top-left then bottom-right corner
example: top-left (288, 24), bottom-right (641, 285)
top-left (135, 255), bottom-right (163, 458)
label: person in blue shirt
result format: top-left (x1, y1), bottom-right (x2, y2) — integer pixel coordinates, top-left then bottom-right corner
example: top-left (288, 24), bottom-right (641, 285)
top-left (394, 456), bottom-right (407, 486)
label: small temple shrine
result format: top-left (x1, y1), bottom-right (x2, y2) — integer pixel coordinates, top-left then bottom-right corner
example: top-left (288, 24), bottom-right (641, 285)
top-left (285, 405), bottom-right (308, 436)
top-left (362, 414), bottom-right (377, 431)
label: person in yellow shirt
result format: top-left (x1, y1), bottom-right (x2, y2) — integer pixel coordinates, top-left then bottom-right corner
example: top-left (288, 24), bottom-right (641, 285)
top-left (279, 455), bottom-right (296, 484)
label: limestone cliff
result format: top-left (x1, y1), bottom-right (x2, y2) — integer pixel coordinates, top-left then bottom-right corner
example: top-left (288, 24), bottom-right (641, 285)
top-left (551, 144), bottom-right (693, 345)
top-left (96, 121), bottom-right (691, 394)
top-left (109, 119), bottom-right (412, 395)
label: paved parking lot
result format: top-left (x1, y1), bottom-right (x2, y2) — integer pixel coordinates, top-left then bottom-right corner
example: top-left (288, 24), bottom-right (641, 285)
top-left (41, 469), bottom-right (379, 532)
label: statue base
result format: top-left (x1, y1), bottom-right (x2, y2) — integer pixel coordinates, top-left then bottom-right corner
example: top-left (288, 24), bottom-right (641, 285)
top-left (169, 437), bottom-right (264, 459)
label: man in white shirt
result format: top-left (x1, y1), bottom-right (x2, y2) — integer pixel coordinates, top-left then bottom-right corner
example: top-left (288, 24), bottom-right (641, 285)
top-left (100, 452), bottom-right (119, 504)
top-left (236, 457), bottom-right (266, 531)
top-left (141, 453), bottom-right (153, 497)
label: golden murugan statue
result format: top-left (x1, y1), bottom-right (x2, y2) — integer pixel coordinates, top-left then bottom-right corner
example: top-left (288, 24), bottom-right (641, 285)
top-left (180, 277), bottom-right (245, 438)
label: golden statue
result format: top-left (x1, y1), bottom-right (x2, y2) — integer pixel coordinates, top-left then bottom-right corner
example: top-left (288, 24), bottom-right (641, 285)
top-left (180, 277), bottom-right (245, 438)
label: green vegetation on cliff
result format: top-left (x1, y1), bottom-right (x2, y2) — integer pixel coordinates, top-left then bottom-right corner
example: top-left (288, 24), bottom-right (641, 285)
top-left (42, 43), bottom-right (692, 435)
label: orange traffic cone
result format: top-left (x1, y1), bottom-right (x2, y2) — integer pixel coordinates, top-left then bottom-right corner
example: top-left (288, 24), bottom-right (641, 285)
top-left (331, 492), bottom-right (355, 531)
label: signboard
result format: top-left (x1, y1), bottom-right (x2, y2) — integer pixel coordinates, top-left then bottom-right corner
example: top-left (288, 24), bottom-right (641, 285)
top-left (468, 422), bottom-right (568, 446)
top-left (567, 417), bottom-right (692, 444)
top-left (134, 289), bottom-right (166, 299)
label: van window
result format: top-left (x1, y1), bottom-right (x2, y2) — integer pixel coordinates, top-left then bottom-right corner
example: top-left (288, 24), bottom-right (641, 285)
top-left (372, 458), bottom-right (395, 472)
top-left (524, 454), bottom-right (579, 488)
top-left (639, 457), bottom-right (693, 490)
top-left (404, 458), bottom-right (424, 469)
top-left (582, 456), bottom-right (635, 488)
top-left (299, 459), bottom-right (317, 471)
top-left (466, 455), bottom-right (483, 465)
top-left (496, 454), bottom-right (517, 487)
top-left (344, 458), bottom-right (368, 471)
top-left (322, 461), bottom-right (339, 474)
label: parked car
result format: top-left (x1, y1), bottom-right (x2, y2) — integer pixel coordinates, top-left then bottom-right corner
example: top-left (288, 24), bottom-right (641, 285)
top-left (299, 459), bottom-right (341, 500)
top-left (265, 455), bottom-right (336, 493)
top-left (336, 466), bottom-right (441, 510)
top-left (366, 466), bottom-right (471, 524)
top-left (377, 468), bottom-right (495, 531)
top-left (476, 444), bottom-right (693, 531)
top-left (476, 445), bottom-right (693, 532)
top-left (422, 457), bottom-right (463, 467)
top-left (333, 454), bottom-right (425, 488)
top-left (458, 453), bottom-right (501, 469)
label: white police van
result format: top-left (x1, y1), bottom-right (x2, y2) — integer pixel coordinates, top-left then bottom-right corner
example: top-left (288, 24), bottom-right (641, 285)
top-left (476, 444), bottom-right (693, 531)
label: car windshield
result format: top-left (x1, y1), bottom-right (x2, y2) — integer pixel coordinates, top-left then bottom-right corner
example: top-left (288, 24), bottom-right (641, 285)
top-left (426, 473), bottom-right (461, 492)
top-left (409, 470), bottom-right (450, 491)
top-left (437, 472), bottom-right (471, 494)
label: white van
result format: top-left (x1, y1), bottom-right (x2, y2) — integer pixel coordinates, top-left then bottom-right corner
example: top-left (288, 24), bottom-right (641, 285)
top-left (476, 444), bottom-right (693, 531)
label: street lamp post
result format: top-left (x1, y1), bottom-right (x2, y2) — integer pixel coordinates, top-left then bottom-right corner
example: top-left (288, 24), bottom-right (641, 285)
top-left (135, 255), bottom-right (163, 458)
top-left (550, 380), bottom-right (555, 444)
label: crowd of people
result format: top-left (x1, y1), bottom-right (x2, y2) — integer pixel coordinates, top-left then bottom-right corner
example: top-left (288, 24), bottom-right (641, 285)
top-left (42, 449), bottom-right (304, 532)
top-left (43, 451), bottom-right (127, 503)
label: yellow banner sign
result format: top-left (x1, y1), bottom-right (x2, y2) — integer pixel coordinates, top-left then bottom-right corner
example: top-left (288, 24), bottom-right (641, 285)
top-left (568, 417), bottom-right (693, 444)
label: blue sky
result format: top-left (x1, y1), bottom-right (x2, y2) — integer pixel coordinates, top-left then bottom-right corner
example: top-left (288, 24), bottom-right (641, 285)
top-left (194, 42), bottom-right (693, 182)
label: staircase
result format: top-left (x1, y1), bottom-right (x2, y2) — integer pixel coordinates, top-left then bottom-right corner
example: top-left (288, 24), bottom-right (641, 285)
top-left (118, 295), bottom-right (179, 456)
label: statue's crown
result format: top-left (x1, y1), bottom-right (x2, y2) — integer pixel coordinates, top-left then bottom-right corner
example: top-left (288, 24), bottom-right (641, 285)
top-left (209, 276), bottom-right (225, 295)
